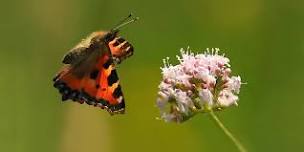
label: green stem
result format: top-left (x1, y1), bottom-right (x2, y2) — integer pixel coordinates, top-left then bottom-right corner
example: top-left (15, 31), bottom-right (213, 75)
top-left (209, 110), bottom-right (247, 152)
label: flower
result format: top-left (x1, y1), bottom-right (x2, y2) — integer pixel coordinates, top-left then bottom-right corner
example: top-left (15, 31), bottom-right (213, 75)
top-left (156, 48), bottom-right (243, 123)
top-left (198, 88), bottom-right (213, 106)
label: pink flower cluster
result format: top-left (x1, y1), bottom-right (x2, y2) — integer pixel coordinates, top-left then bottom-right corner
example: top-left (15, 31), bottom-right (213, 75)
top-left (157, 48), bottom-right (242, 123)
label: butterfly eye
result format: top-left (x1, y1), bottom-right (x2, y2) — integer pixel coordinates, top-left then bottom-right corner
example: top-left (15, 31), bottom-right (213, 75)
top-left (104, 32), bottom-right (116, 43)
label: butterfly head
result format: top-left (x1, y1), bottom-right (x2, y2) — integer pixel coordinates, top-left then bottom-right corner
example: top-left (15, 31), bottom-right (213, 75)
top-left (103, 30), bottom-right (118, 44)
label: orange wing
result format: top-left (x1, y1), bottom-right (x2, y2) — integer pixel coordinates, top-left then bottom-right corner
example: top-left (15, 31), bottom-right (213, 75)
top-left (53, 53), bottom-right (125, 115)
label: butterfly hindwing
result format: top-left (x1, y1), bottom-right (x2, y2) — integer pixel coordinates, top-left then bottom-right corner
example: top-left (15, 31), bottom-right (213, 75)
top-left (53, 53), bottom-right (125, 114)
top-left (93, 53), bottom-right (125, 113)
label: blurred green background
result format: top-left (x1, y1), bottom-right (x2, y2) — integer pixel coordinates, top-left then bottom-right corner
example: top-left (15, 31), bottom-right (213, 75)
top-left (1, 0), bottom-right (304, 152)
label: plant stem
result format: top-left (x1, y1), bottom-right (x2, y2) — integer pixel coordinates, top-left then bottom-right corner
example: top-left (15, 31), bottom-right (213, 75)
top-left (209, 110), bottom-right (247, 152)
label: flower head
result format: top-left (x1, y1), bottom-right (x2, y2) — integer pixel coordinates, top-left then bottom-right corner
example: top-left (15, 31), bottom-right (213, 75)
top-left (156, 48), bottom-right (243, 123)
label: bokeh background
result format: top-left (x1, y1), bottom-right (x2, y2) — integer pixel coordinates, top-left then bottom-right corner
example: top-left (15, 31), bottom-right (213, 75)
top-left (1, 0), bottom-right (304, 152)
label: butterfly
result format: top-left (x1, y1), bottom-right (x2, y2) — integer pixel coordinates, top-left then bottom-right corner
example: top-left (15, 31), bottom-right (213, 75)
top-left (53, 15), bottom-right (138, 115)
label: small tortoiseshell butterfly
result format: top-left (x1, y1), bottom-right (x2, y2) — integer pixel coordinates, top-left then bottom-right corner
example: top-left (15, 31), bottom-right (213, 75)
top-left (53, 14), bottom-right (138, 115)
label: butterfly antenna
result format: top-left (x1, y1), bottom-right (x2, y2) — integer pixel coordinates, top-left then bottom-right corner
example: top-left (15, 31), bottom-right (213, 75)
top-left (114, 13), bottom-right (133, 27)
top-left (111, 14), bottom-right (139, 31)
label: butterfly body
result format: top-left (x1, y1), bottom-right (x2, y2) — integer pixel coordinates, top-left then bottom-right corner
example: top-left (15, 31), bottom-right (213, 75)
top-left (53, 30), bottom-right (134, 115)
